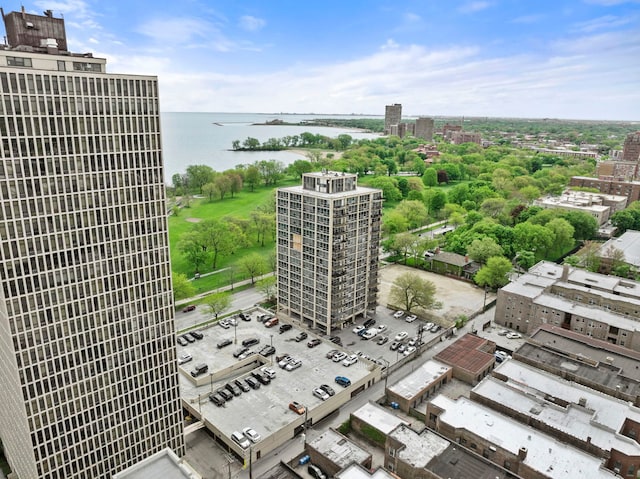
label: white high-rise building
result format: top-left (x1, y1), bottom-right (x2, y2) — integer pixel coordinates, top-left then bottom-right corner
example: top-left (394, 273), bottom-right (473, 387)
top-left (0, 9), bottom-right (184, 478)
top-left (276, 171), bottom-right (382, 334)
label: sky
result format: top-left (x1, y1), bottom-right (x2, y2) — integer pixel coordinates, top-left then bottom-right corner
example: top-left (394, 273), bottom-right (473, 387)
top-left (5, 0), bottom-right (640, 120)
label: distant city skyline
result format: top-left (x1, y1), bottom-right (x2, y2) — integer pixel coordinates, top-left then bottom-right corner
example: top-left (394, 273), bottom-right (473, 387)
top-left (7, 0), bottom-right (640, 120)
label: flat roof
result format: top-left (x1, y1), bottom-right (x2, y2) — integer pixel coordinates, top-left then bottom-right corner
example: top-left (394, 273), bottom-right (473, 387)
top-left (431, 395), bottom-right (616, 479)
top-left (598, 230), bottom-right (640, 267)
top-left (113, 449), bottom-right (200, 479)
top-left (308, 429), bottom-right (371, 468)
top-left (336, 464), bottom-right (396, 479)
top-left (350, 402), bottom-right (408, 435)
top-left (474, 361), bottom-right (640, 455)
top-left (278, 184), bottom-right (381, 198)
top-left (389, 425), bottom-right (449, 468)
top-left (387, 360), bottom-right (451, 400)
top-left (428, 443), bottom-right (513, 479)
top-left (434, 334), bottom-right (494, 374)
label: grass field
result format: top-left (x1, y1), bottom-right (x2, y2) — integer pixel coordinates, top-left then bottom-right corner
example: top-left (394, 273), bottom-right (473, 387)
top-left (168, 179), bottom-right (298, 294)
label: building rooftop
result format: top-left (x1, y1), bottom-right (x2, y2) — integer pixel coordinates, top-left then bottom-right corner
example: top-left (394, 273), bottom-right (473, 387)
top-left (335, 464), bottom-right (396, 479)
top-left (350, 402), bottom-right (408, 435)
top-left (308, 429), bottom-right (371, 469)
top-left (387, 360), bottom-right (451, 400)
top-left (474, 360), bottom-right (640, 456)
top-left (428, 443), bottom-right (515, 479)
top-left (434, 334), bottom-right (494, 375)
top-left (113, 449), bottom-right (200, 479)
top-left (431, 394), bottom-right (616, 479)
top-left (389, 425), bottom-right (449, 468)
top-left (432, 251), bottom-right (472, 267)
top-left (598, 230), bottom-right (640, 268)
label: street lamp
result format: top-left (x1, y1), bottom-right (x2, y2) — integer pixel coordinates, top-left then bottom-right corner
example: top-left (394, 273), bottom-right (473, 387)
top-left (270, 334), bottom-right (274, 364)
top-left (302, 404), bottom-right (309, 447)
top-left (234, 319), bottom-right (238, 344)
top-left (210, 373), bottom-right (214, 393)
top-left (378, 357), bottom-right (390, 404)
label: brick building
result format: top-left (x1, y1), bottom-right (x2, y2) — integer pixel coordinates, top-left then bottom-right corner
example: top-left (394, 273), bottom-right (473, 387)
top-left (384, 104), bottom-right (402, 135)
top-left (569, 176), bottom-right (640, 204)
top-left (623, 132), bottom-right (640, 162)
top-left (386, 360), bottom-right (452, 412)
top-left (415, 117), bottom-right (435, 141)
top-left (433, 334), bottom-right (496, 384)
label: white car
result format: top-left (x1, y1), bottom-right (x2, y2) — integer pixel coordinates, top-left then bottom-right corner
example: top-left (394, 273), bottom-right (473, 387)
top-left (506, 332), bottom-right (522, 339)
top-left (278, 355), bottom-right (293, 368)
top-left (361, 329), bottom-right (378, 340)
top-left (219, 319), bottom-right (231, 329)
top-left (498, 329), bottom-right (509, 336)
top-left (353, 325), bottom-right (365, 334)
top-left (227, 317), bottom-right (237, 326)
top-left (285, 359), bottom-right (302, 371)
top-left (313, 388), bottom-right (330, 401)
top-left (393, 310), bottom-right (405, 319)
top-left (242, 427), bottom-right (262, 443)
top-left (422, 322), bottom-right (434, 331)
top-left (376, 324), bottom-right (387, 333)
top-left (177, 353), bottom-right (192, 365)
top-left (408, 337), bottom-right (418, 347)
top-left (332, 352), bottom-right (347, 362)
top-left (394, 331), bottom-right (408, 341)
top-left (405, 314), bottom-right (417, 323)
top-left (404, 346), bottom-right (417, 356)
top-left (260, 366), bottom-right (276, 379)
top-left (342, 354), bottom-right (358, 367)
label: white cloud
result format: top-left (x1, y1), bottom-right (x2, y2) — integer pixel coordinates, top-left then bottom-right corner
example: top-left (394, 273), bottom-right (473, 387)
top-left (571, 14), bottom-right (634, 32)
top-left (404, 12), bottom-right (422, 23)
top-left (239, 15), bottom-right (266, 32)
top-left (511, 14), bottom-right (545, 24)
top-left (457, 1), bottom-right (493, 14)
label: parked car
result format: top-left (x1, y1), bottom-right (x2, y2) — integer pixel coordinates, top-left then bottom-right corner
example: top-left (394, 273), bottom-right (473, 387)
top-left (295, 332), bottom-right (308, 342)
top-left (216, 388), bottom-right (232, 401)
top-left (279, 323), bottom-right (293, 333)
top-left (242, 338), bottom-right (259, 347)
top-left (506, 332), bottom-right (522, 339)
top-left (430, 324), bottom-right (441, 333)
top-left (235, 379), bottom-right (251, 392)
top-left (176, 336), bottom-right (188, 347)
top-left (233, 347), bottom-right (249, 358)
top-left (238, 350), bottom-right (255, 360)
top-left (352, 325), bottom-right (365, 334)
top-left (190, 363), bottom-right (208, 377)
top-left (342, 354), bottom-right (358, 367)
top-left (313, 388), bottom-right (330, 401)
top-left (394, 331), bottom-right (408, 341)
top-left (218, 319), bottom-right (231, 329)
top-left (182, 305), bottom-right (196, 313)
top-left (361, 329), bottom-right (377, 340)
top-left (319, 384), bottom-right (335, 396)
top-left (217, 338), bottom-right (232, 349)
top-left (376, 324), bottom-right (387, 332)
top-left (259, 345), bottom-right (276, 356)
top-left (377, 336), bottom-right (389, 346)
top-left (498, 329), bottom-right (509, 336)
top-left (245, 377), bottom-right (260, 390)
top-left (422, 322), bottom-right (434, 332)
top-left (390, 341), bottom-right (401, 351)
top-left (238, 312), bottom-right (251, 321)
top-left (254, 373), bottom-right (270, 385)
top-left (326, 349), bottom-right (339, 359)
top-left (242, 427), bottom-right (262, 443)
top-left (289, 401), bottom-right (305, 415)
top-left (285, 359), bottom-right (302, 371)
top-left (225, 382), bottom-right (242, 397)
top-left (328, 336), bottom-right (342, 345)
top-left (393, 310), bottom-right (405, 319)
top-left (307, 338), bottom-right (321, 348)
top-left (404, 346), bottom-right (417, 356)
top-left (177, 353), bottom-right (192, 365)
top-left (335, 376), bottom-right (351, 387)
top-left (182, 333), bottom-right (195, 343)
top-left (408, 337), bottom-right (418, 347)
top-left (227, 317), bottom-right (237, 326)
top-left (190, 330), bottom-right (204, 340)
top-left (495, 351), bottom-right (510, 363)
top-left (398, 344), bottom-right (407, 353)
top-left (209, 393), bottom-right (225, 407)
top-left (308, 464), bottom-right (327, 479)
top-left (405, 314), bottom-right (417, 323)
top-left (332, 352), bottom-right (347, 363)
top-left (264, 317), bottom-right (279, 328)
top-left (260, 366), bottom-right (277, 379)
top-left (231, 431), bottom-right (250, 449)
top-left (364, 318), bottom-right (376, 328)
top-left (278, 355), bottom-right (293, 368)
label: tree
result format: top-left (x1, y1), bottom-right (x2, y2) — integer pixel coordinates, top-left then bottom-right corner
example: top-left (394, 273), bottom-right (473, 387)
top-left (368, 176), bottom-right (402, 202)
top-left (513, 222), bottom-right (555, 261)
top-left (467, 237), bottom-right (504, 264)
top-left (186, 165), bottom-right (215, 193)
top-left (256, 276), bottom-right (277, 303)
top-left (177, 231), bottom-right (208, 274)
top-left (579, 240), bottom-right (601, 272)
top-left (214, 175), bottom-right (232, 200)
top-left (250, 211), bottom-right (274, 246)
top-left (172, 272), bottom-right (196, 301)
top-left (205, 292), bottom-right (232, 320)
top-left (383, 211), bottom-right (409, 235)
top-left (562, 211), bottom-right (597, 241)
top-left (392, 232), bottom-right (416, 264)
top-left (244, 165), bottom-right (261, 192)
top-left (422, 168), bottom-right (438, 187)
top-left (289, 159), bottom-right (313, 178)
top-left (545, 218), bottom-right (575, 258)
top-left (197, 219), bottom-right (244, 269)
top-left (515, 251), bottom-right (536, 271)
top-left (389, 272), bottom-right (442, 313)
top-left (429, 190), bottom-right (447, 215)
top-left (474, 256), bottom-right (512, 289)
top-left (395, 200), bottom-right (428, 229)
top-left (239, 253), bottom-right (267, 284)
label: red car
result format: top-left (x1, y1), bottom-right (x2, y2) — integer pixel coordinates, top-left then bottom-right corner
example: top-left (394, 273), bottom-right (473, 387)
top-left (182, 305), bottom-right (196, 313)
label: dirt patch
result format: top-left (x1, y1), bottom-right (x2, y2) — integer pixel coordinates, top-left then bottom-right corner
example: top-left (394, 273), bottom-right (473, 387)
top-left (378, 264), bottom-right (488, 325)
top-left (185, 218), bottom-right (202, 223)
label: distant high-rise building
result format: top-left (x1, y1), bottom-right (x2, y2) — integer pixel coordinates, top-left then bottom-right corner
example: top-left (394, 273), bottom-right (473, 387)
top-left (415, 117), bottom-right (434, 141)
top-left (384, 103), bottom-right (402, 135)
top-left (622, 131), bottom-right (640, 162)
top-left (0, 8), bottom-right (184, 478)
top-left (276, 172), bottom-right (382, 334)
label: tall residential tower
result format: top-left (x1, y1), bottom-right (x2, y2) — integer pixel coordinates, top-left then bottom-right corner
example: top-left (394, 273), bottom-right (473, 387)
top-left (276, 172), bottom-right (382, 334)
top-left (0, 9), bottom-right (184, 478)
top-left (384, 103), bottom-right (402, 135)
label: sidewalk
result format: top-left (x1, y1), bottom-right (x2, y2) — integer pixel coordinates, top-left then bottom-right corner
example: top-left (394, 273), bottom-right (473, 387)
top-left (175, 272), bottom-right (274, 307)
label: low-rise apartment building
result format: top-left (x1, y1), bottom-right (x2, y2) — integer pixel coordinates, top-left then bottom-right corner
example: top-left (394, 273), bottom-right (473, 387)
top-left (569, 176), bottom-right (640, 204)
top-left (534, 190), bottom-right (628, 226)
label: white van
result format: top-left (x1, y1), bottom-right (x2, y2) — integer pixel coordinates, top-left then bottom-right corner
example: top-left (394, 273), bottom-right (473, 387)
top-left (231, 431), bottom-right (250, 449)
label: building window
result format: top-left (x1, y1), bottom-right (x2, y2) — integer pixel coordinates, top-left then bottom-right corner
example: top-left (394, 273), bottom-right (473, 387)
top-left (57, 60), bottom-right (66, 71)
top-left (73, 62), bottom-right (102, 72)
top-left (388, 448), bottom-right (395, 458)
top-left (7, 56), bottom-right (32, 67)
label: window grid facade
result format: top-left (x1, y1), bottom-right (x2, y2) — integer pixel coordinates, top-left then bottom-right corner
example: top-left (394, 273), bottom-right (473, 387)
top-left (0, 47), bottom-right (184, 478)
top-left (276, 172), bottom-right (382, 334)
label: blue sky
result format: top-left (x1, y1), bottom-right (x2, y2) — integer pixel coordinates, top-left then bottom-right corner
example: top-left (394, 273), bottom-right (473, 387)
top-left (8, 0), bottom-right (640, 120)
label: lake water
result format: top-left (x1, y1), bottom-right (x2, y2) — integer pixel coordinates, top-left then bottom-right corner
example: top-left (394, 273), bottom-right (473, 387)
top-left (160, 112), bottom-right (381, 182)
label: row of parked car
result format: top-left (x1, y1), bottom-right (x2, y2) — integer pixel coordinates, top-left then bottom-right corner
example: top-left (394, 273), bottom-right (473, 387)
top-left (208, 367), bottom-right (276, 407)
top-left (176, 330), bottom-right (204, 346)
top-left (231, 427), bottom-right (261, 449)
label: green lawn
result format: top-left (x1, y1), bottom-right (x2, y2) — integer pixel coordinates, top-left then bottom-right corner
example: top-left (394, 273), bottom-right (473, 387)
top-left (168, 179), bottom-right (298, 292)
